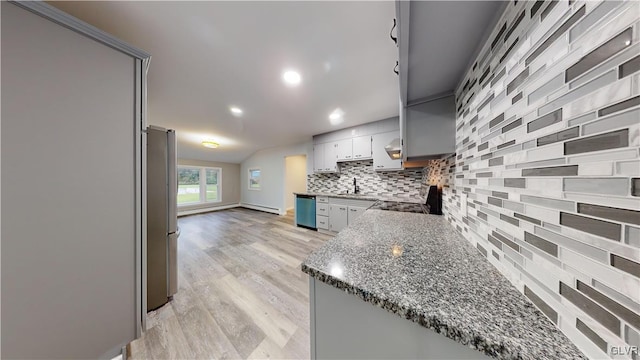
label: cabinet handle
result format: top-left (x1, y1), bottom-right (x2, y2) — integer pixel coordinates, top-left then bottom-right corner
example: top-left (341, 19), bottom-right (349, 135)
top-left (340, 207), bottom-right (346, 210)
top-left (350, 209), bottom-right (357, 212)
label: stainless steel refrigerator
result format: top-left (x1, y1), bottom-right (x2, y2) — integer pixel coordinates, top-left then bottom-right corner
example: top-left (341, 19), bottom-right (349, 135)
top-left (146, 126), bottom-right (178, 311)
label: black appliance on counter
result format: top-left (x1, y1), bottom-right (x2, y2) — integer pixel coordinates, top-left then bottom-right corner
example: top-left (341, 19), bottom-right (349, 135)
top-left (425, 185), bottom-right (442, 215)
top-left (368, 185), bottom-right (442, 215)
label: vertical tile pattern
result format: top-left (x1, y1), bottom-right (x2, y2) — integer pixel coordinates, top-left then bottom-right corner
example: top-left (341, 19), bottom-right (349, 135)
top-left (450, 1), bottom-right (640, 358)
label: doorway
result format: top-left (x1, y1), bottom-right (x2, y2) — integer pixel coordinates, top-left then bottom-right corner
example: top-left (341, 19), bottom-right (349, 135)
top-left (284, 155), bottom-right (307, 212)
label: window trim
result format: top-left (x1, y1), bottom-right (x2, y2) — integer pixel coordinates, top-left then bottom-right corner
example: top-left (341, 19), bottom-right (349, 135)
top-left (177, 165), bottom-right (222, 207)
top-left (248, 167), bottom-right (261, 191)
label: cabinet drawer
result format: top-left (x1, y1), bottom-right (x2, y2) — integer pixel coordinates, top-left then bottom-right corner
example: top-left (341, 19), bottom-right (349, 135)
top-left (316, 215), bottom-right (329, 230)
top-left (316, 203), bottom-right (329, 215)
top-left (317, 196), bottom-right (329, 203)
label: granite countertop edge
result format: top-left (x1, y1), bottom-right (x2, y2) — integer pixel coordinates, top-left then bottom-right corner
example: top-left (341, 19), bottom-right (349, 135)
top-left (301, 263), bottom-right (516, 360)
top-left (294, 192), bottom-right (424, 203)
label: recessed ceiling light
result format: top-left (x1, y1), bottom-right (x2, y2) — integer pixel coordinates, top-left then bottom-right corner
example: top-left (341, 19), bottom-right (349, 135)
top-left (329, 108), bottom-right (344, 125)
top-left (282, 70), bottom-right (301, 86)
top-left (625, 40), bottom-right (631, 46)
top-left (230, 106), bottom-right (243, 116)
top-left (201, 140), bottom-right (219, 149)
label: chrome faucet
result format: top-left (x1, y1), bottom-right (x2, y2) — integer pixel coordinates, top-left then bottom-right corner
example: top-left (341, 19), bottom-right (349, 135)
top-left (353, 177), bottom-right (360, 194)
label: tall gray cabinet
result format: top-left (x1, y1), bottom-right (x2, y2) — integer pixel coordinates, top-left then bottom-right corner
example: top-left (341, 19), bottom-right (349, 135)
top-left (1, 2), bottom-right (149, 358)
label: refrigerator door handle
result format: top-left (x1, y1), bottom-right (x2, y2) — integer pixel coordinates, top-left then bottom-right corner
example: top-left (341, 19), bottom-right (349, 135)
top-left (167, 130), bottom-right (178, 234)
top-left (167, 232), bottom-right (178, 296)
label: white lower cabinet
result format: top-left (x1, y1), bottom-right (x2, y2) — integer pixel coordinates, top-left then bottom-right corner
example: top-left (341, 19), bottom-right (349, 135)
top-left (316, 200), bottom-right (329, 230)
top-left (323, 198), bottom-right (376, 233)
top-left (316, 215), bottom-right (329, 230)
top-left (347, 206), bottom-right (367, 224)
top-left (329, 204), bottom-right (348, 233)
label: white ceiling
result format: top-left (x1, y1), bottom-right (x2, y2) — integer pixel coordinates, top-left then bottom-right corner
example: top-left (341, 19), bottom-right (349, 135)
top-left (406, 1), bottom-right (504, 103)
top-left (49, 1), bottom-right (400, 163)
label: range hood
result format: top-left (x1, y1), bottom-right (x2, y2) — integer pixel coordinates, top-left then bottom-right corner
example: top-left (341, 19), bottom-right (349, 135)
top-left (385, 138), bottom-right (402, 160)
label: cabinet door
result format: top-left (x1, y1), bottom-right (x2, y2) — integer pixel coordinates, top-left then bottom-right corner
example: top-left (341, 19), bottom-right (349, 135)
top-left (324, 142), bottom-right (338, 172)
top-left (372, 131), bottom-right (402, 171)
top-left (336, 139), bottom-right (353, 161)
top-left (329, 204), bottom-right (348, 232)
top-left (347, 206), bottom-right (367, 225)
top-left (352, 135), bottom-right (372, 159)
top-left (313, 143), bottom-right (324, 173)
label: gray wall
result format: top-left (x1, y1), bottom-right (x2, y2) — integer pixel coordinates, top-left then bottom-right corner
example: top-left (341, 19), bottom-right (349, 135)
top-left (446, 1), bottom-right (639, 358)
top-left (177, 158), bottom-right (241, 211)
top-left (2, 2), bottom-right (139, 357)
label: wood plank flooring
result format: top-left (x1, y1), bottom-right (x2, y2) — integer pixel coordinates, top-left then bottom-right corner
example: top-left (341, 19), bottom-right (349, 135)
top-left (128, 208), bottom-right (332, 359)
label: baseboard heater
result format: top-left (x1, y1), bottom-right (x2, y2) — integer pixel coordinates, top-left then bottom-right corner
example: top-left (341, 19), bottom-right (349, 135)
top-left (177, 203), bottom-right (240, 217)
top-left (241, 203), bottom-right (282, 215)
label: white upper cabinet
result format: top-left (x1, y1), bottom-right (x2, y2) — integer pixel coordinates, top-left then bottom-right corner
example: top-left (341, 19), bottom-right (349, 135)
top-left (324, 142), bottom-right (338, 172)
top-left (336, 139), bottom-right (353, 161)
top-left (314, 142), bottom-right (338, 173)
top-left (352, 135), bottom-right (372, 159)
top-left (313, 143), bottom-right (325, 173)
top-left (372, 131), bottom-right (403, 171)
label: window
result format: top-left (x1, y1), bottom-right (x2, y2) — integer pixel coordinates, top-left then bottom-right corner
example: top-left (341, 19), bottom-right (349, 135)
top-left (248, 168), bottom-right (261, 190)
top-left (177, 166), bottom-right (221, 205)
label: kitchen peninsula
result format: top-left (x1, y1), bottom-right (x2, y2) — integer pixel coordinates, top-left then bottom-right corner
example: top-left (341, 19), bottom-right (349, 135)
top-left (301, 210), bottom-right (586, 359)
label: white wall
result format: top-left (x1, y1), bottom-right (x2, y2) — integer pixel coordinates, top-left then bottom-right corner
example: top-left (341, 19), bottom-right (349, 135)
top-left (241, 141), bottom-right (312, 214)
top-left (284, 155), bottom-right (308, 210)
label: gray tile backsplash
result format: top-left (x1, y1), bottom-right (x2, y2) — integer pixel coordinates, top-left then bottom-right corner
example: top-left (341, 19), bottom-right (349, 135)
top-left (599, 96), bottom-right (640, 117)
top-left (577, 280), bottom-right (640, 330)
top-left (448, 1), bottom-right (640, 357)
top-left (560, 282), bottom-right (621, 336)
top-left (577, 203), bottom-right (640, 225)
top-left (611, 254), bottom-right (640, 277)
top-left (524, 285), bottom-right (558, 323)
top-left (620, 55), bottom-right (640, 79)
top-left (576, 318), bottom-right (608, 353)
top-left (565, 27), bottom-right (633, 82)
top-left (307, 156), bottom-right (456, 200)
top-left (528, 108), bottom-right (563, 133)
top-left (560, 212), bottom-right (621, 241)
top-left (564, 129), bottom-right (629, 155)
top-left (307, 160), bottom-right (425, 198)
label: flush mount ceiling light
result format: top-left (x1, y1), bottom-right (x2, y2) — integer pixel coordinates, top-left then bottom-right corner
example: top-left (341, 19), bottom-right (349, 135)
top-left (229, 106), bottom-right (243, 116)
top-left (201, 140), bottom-right (219, 149)
top-left (282, 70), bottom-right (301, 86)
top-left (329, 108), bottom-right (345, 125)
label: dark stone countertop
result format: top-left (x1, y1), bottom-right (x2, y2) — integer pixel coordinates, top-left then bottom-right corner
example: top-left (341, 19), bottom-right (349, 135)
top-left (301, 210), bottom-right (586, 360)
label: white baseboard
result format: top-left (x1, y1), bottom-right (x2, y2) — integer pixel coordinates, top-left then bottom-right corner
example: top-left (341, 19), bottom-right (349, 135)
top-left (240, 203), bottom-right (282, 215)
top-left (178, 203), bottom-right (240, 217)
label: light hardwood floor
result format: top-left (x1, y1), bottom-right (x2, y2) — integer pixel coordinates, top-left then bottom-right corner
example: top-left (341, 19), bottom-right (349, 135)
top-left (128, 208), bottom-right (332, 359)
